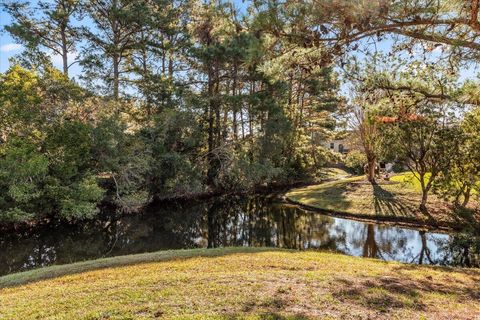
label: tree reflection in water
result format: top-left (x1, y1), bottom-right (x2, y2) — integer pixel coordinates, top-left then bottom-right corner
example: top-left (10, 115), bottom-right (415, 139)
top-left (0, 195), bottom-right (478, 275)
top-left (362, 224), bottom-right (380, 259)
top-left (203, 196), bottom-right (345, 250)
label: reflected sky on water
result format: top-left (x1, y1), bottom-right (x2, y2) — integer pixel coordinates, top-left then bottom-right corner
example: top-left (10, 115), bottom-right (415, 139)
top-left (0, 195), bottom-right (478, 276)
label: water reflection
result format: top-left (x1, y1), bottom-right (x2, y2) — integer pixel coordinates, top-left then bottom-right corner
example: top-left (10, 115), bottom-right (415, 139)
top-left (0, 195), bottom-right (478, 276)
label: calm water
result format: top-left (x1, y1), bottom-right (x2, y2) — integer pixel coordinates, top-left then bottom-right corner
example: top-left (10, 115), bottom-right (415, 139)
top-left (1, 195), bottom-right (478, 276)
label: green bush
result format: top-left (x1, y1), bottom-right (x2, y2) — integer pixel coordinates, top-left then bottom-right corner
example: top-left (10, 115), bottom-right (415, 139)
top-left (344, 150), bottom-right (367, 175)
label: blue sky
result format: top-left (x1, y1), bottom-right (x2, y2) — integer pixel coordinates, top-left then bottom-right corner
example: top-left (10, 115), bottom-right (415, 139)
top-left (0, 0), bottom-right (251, 76)
top-left (0, 3), bottom-right (87, 77)
top-left (0, 9), bottom-right (19, 73)
top-left (1, 7), bottom-right (82, 73)
top-left (1, 1), bottom-right (478, 84)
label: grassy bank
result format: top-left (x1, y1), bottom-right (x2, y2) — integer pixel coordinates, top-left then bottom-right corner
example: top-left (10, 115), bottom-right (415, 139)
top-left (285, 174), bottom-right (477, 229)
top-left (1, 248), bottom-right (479, 319)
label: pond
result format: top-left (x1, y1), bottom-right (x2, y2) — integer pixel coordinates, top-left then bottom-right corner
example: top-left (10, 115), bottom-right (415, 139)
top-left (1, 195), bottom-right (478, 276)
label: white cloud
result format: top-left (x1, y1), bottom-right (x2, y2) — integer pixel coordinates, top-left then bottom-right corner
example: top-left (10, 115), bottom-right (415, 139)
top-left (0, 43), bottom-right (22, 52)
top-left (47, 49), bottom-right (78, 67)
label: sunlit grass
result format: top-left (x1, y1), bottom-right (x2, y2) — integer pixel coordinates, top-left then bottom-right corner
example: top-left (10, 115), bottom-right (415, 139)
top-left (317, 167), bottom-right (351, 180)
top-left (286, 174), bottom-right (456, 226)
top-left (0, 248), bottom-right (479, 319)
top-left (391, 171), bottom-right (479, 196)
top-left (390, 172), bottom-right (431, 192)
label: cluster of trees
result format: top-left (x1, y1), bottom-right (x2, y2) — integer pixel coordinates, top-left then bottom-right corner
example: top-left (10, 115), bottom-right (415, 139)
top-left (2, 0), bottom-right (480, 222)
top-left (348, 58), bottom-right (480, 212)
top-left (261, 0), bottom-right (480, 213)
top-left (0, 0), bottom-right (342, 223)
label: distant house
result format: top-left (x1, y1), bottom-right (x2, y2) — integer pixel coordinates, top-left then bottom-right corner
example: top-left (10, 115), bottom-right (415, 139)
top-left (324, 131), bottom-right (395, 173)
top-left (326, 138), bottom-right (350, 154)
top-left (324, 132), bottom-right (353, 154)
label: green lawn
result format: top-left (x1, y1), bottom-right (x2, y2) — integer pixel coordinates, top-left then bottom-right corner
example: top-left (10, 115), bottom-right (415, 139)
top-left (316, 167), bottom-right (351, 180)
top-left (286, 173), bottom-right (466, 228)
top-left (390, 172), bottom-right (431, 192)
top-left (391, 172), bottom-right (479, 197)
top-left (1, 248), bottom-right (479, 319)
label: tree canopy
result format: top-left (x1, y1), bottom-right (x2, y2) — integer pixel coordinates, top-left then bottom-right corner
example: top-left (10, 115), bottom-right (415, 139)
top-left (1, 0), bottom-right (479, 222)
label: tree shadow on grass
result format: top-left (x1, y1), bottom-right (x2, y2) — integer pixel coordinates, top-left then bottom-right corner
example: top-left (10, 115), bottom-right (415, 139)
top-left (372, 184), bottom-right (416, 218)
top-left (392, 262), bottom-right (480, 278)
top-left (332, 277), bottom-right (426, 313)
top-left (304, 182), bottom-right (353, 212)
top-left (331, 272), bottom-right (480, 315)
top-left (222, 314), bottom-right (311, 320)
top-left (239, 283), bottom-right (320, 318)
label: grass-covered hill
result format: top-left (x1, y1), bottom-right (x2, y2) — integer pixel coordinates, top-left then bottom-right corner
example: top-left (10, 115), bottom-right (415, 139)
top-left (1, 248), bottom-right (479, 319)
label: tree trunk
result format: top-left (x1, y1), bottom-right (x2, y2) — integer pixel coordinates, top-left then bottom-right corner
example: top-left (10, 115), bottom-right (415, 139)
top-left (214, 67), bottom-right (221, 145)
top-left (419, 173), bottom-right (428, 212)
top-left (206, 63), bottom-right (215, 186)
top-left (462, 187), bottom-right (471, 207)
top-left (60, 25), bottom-right (69, 77)
top-left (113, 55), bottom-right (119, 100)
top-left (247, 81), bottom-right (254, 138)
top-left (420, 189), bottom-right (428, 212)
top-left (161, 44), bottom-right (166, 76)
top-left (367, 158), bottom-right (376, 184)
top-left (222, 108), bottom-right (228, 141)
top-left (453, 188), bottom-right (463, 206)
top-left (140, 32), bottom-right (152, 116)
top-left (232, 62), bottom-right (238, 141)
top-left (112, 0), bottom-right (119, 100)
top-left (168, 47), bottom-right (174, 79)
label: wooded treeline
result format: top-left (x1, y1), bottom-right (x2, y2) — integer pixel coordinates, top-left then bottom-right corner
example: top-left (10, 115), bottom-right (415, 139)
top-left (1, 0), bottom-right (480, 223)
top-left (0, 0), bottom-right (342, 222)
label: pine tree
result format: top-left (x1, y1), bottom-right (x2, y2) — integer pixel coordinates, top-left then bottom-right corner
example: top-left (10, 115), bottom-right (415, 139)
top-left (3, 0), bottom-right (80, 76)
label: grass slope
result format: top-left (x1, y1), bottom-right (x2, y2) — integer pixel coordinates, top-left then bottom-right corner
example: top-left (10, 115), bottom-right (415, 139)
top-left (389, 172), bottom-right (429, 192)
top-left (285, 174), bottom-right (467, 229)
top-left (317, 167), bottom-right (351, 180)
top-left (1, 248), bottom-right (479, 319)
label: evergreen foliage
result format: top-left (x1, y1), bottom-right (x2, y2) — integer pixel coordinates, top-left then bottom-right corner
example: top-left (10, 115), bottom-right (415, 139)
top-left (1, 0), bottom-right (479, 222)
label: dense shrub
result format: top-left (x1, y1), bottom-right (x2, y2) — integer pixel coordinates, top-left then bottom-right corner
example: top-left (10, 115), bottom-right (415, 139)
top-left (344, 150), bottom-right (367, 174)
